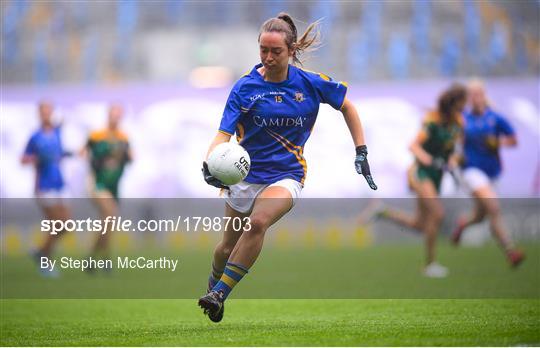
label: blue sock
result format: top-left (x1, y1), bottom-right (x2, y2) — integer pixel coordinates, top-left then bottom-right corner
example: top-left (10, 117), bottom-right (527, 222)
top-left (212, 262), bottom-right (249, 299)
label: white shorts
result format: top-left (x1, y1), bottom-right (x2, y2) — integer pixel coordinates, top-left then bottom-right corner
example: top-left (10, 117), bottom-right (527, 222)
top-left (36, 188), bottom-right (68, 208)
top-left (223, 178), bottom-right (303, 214)
top-left (462, 167), bottom-right (497, 192)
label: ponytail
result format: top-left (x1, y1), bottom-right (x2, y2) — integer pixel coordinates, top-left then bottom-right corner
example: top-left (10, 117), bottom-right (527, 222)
top-left (438, 83), bottom-right (467, 124)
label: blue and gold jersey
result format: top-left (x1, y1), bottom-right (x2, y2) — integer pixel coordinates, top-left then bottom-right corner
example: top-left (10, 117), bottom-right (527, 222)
top-left (463, 108), bottom-right (515, 178)
top-left (219, 63), bottom-right (347, 185)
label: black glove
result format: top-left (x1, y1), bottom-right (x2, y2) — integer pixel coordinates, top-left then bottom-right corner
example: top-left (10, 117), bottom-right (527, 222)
top-left (431, 157), bottom-right (447, 171)
top-left (355, 145), bottom-right (378, 190)
top-left (431, 157), bottom-right (461, 186)
top-left (447, 166), bottom-right (462, 187)
top-left (202, 162), bottom-right (229, 189)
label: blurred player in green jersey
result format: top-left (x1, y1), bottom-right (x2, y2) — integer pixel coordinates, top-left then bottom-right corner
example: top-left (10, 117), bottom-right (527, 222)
top-left (83, 104), bottom-right (132, 265)
top-left (364, 84), bottom-right (467, 278)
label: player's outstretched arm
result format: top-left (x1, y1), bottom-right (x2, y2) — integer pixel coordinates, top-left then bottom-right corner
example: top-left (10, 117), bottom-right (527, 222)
top-left (202, 132), bottom-right (232, 189)
top-left (499, 135), bottom-right (517, 147)
top-left (206, 132), bottom-right (231, 159)
top-left (21, 137), bottom-right (37, 165)
top-left (21, 154), bottom-right (36, 165)
top-left (126, 148), bottom-right (134, 163)
top-left (340, 98), bottom-right (377, 190)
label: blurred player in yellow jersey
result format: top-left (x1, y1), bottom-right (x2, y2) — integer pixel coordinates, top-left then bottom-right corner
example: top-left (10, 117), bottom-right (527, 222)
top-left (82, 104), bottom-right (132, 267)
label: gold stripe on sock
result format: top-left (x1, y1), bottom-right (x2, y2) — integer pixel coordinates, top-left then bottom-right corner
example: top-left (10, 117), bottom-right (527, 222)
top-left (221, 274), bottom-right (237, 288)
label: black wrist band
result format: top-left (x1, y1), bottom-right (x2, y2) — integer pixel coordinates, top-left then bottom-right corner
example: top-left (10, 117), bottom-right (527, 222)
top-left (356, 145), bottom-right (368, 155)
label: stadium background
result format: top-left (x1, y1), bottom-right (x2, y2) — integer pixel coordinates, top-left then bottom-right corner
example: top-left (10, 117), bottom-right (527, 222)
top-left (1, 1), bottom-right (539, 345)
top-left (1, 0), bottom-right (539, 249)
top-left (2, 0), bottom-right (539, 199)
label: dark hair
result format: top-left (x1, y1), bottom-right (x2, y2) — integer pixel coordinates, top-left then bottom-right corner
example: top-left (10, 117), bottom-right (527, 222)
top-left (438, 83), bottom-right (467, 124)
top-left (259, 12), bottom-right (321, 66)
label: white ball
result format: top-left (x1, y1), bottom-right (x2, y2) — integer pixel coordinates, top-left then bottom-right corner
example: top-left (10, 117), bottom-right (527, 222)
top-left (207, 142), bottom-right (251, 185)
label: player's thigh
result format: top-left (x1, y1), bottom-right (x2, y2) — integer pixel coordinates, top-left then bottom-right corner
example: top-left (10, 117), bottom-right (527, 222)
top-left (249, 186), bottom-right (293, 230)
top-left (416, 177), bottom-right (439, 198)
top-left (40, 201), bottom-right (70, 221)
top-left (407, 163), bottom-right (420, 192)
top-left (472, 185), bottom-right (500, 215)
top-left (471, 195), bottom-right (487, 219)
top-left (221, 203), bottom-right (249, 247)
top-left (472, 184), bottom-right (498, 200)
top-left (416, 179), bottom-right (443, 217)
top-left (41, 205), bottom-right (59, 220)
top-left (91, 189), bottom-right (118, 217)
top-left (409, 167), bottom-right (429, 227)
top-left (415, 196), bottom-right (428, 228)
top-left (56, 203), bottom-right (71, 221)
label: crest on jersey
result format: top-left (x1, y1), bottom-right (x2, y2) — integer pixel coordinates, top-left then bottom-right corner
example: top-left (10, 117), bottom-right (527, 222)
top-left (294, 92), bottom-right (304, 102)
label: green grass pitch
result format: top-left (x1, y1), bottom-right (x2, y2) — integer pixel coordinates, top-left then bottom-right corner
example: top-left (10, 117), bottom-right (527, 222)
top-left (1, 299), bottom-right (539, 346)
top-left (1, 243), bottom-right (539, 346)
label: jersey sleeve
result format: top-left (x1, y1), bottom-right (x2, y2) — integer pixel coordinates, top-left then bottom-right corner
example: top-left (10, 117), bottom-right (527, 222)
top-left (311, 73), bottom-right (348, 110)
top-left (88, 129), bottom-right (101, 147)
top-left (496, 114), bottom-right (515, 137)
top-left (23, 134), bottom-right (37, 156)
top-left (218, 83), bottom-right (243, 136)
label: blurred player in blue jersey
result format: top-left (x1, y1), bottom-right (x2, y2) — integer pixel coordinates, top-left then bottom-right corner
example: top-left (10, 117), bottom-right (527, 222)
top-left (451, 80), bottom-right (524, 267)
top-left (198, 13), bottom-right (377, 322)
top-left (21, 101), bottom-right (71, 277)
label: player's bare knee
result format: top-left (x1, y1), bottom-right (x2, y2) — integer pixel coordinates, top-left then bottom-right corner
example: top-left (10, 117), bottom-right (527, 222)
top-left (215, 242), bottom-right (232, 259)
top-left (431, 205), bottom-right (445, 223)
top-left (484, 201), bottom-right (500, 217)
top-left (472, 210), bottom-right (486, 223)
top-left (221, 245), bottom-right (233, 259)
top-left (413, 221), bottom-right (425, 230)
top-left (246, 214), bottom-right (270, 235)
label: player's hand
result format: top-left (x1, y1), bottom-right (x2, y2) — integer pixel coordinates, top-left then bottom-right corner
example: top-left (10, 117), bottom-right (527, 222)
top-left (485, 135), bottom-right (499, 154)
top-left (202, 161), bottom-right (229, 189)
top-left (355, 145), bottom-right (378, 190)
top-left (447, 154), bottom-right (462, 170)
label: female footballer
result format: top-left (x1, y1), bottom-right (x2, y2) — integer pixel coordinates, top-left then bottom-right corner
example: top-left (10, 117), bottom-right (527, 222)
top-left (83, 104), bottom-right (132, 265)
top-left (366, 84), bottom-right (467, 278)
top-left (22, 101), bottom-right (71, 277)
top-left (198, 13), bottom-right (377, 322)
top-left (451, 80), bottom-right (524, 267)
